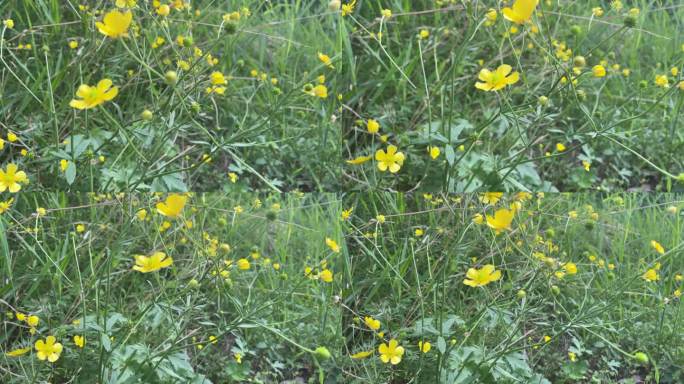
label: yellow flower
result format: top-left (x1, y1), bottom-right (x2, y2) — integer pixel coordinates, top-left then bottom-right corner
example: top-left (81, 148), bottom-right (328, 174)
top-left (5, 347), bottom-right (30, 357)
top-left (642, 268), bottom-right (659, 282)
top-left (27, 315), bottom-right (39, 327)
top-left (96, 10), bottom-right (132, 38)
top-left (655, 75), bottom-right (669, 88)
top-left (484, 8), bottom-right (497, 26)
top-left (475, 65), bottom-right (520, 91)
top-left (318, 52), bottom-right (334, 69)
top-left (563, 262), bottom-right (577, 275)
top-left (556, 143), bottom-right (566, 152)
top-left (0, 198), bottom-right (13, 214)
top-left (376, 215), bottom-right (386, 223)
top-left (115, 0), bottom-right (137, 8)
top-left (381, 9), bottom-right (392, 18)
top-left (0, 163), bottom-right (28, 193)
top-left (367, 119), bottom-right (380, 134)
top-left (3, 19), bottom-right (15, 29)
top-left (463, 264), bottom-right (502, 287)
top-left (156, 194), bottom-right (187, 218)
top-left (378, 339), bottom-right (404, 365)
top-left (651, 240), bottom-right (665, 255)
top-left (480, 192), bottom-right (503, 205)
top-left (472, 213), bottom-right (484, 224)
top-left (210, 71), bottom-right (228, 85)
top-left (592, 7), bottom-right (604, 17)
top-left (237, 258), bottom-right (250, 270)
top-left (346, 155), bottom-right (371, 165)
top-left (502, 0), bottom-right (538, 25)
top-left (428, 146), bottom-right (440, 159)
top-left (69, 79), bottom-right (119, 110)
top-left (132, 252), bottom-right (173, 273)
top-left (418, 341), bottom-right (431, 353)
top-left (73, 335), bottom-right (85, 348)
top-left (341, 0), bottom-right (356, 16)
top-left (60, 159), bottom-right (70, 172)
top-left (419, 29), bottom-right (429, 39)
top-left (307, 84), bottom-right (328, 99)
top-left (351, 349), bottom-right (374, 359)
top-left (364, 316), bottom-right (380, 330)
top-left (156, 4), bottom-right (171, 16)
top-left (592, 65), bottom-right (606, 78)
top-left (341, 207), bottom-right (353, 220)
top-left (320, 269), bottom-right (333, 282)
top-left (486, 208), bottom-right (514, 233)
top-left (35, 336), bottom-right (63, 362)
top-left (375, 145), bottom-right (405, 173)
top-left (326, 237), bottom-right (341, 253)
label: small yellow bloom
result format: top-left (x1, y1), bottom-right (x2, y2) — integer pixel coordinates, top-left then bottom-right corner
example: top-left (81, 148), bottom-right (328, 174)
top-left (650, 240), bottom-right (665, 255)
top-left (341, 0), bottom-right (356, 16)
top-left (307, 84), bottom-right (328, 99)
top-left (475, 65), bottom-right (520, 91)
top-left (326, 237), bottom-right (341, 253)
top-left (592, 65), bottom-right (606, 78)
top-left (115, 0), bottom-right (137, 8)
top-left (418, 341), bottom-right (431, 353)
top-left (237, 258), bottom-right (250, 270)
top-left (35, 336), bottom-right (63, 362)
top-left (156, 4), bottom-right (171, 16)
top-left (378, 339), bottom-right (404, 365)
top-left (73, 335), bottom-right (85, 348)
top-left (367, 119), bottom-right (380, 134)
top-left (486, 208), bottom-right (514, 234)
top-left (364, 316), bottom-right (380, 330)
top-left (156, 194), bottom-right (187, 218)
top-left (69, 79), bottom-right (119, 110)
top-left (418, 29), bottom-right (430, 39)
top-left (556, 143), bottom-right (566, 152)
top-left (375, 145), bottom-right (405, 173)
top-left (502, 0), bottom-right (538, 25)
top-left (472, 213), bottom-right (484, 224)
top-left (655, 74), bottom-right (669, 88)
top-left (592, 7), bottom-right (604, 17)
top-left (428, 146), bottom-right (440, 159)
top-left (132, 252), bottom-right (173, 273)
top-left (3, 19), bottom-right (14, 29)
top-left (381, 9), bottom-right (392, 18)
top-left (68, 40), bottom-right (79, 49)
top-left (463, 264), bottom-right (502, 287)
top-left (96, 10), bottom-right (132, 38)
top-left (318, 52), bottom-right (334, 69)
top-left (319, 269), bottom-right (333, 282)
top-left (0, 163), bottom-right (28, 193)
top-left (642, 268), bottom-right (659, 282)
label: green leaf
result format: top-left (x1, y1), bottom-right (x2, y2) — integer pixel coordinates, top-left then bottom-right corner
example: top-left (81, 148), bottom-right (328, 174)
top-left (65, 161), bottom-right (76, 185)
top-left (437, 336), bottom-right (447, 354)
top-left (445, 145), bottom-right (456, 166)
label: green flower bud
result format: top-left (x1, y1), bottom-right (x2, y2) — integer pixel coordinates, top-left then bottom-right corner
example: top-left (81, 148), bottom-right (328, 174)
top-left (633, 352), bottom-right (649, 364)
top-left (141, 109), bottom-right (153, 121)
top-left (164, 70), bottom-right (178, 85)
top-left (314, 346), bottom-right (331, 360)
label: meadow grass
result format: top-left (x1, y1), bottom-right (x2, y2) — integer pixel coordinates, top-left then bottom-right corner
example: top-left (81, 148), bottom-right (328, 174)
top-left (341, 192), bottom-right (684, 382)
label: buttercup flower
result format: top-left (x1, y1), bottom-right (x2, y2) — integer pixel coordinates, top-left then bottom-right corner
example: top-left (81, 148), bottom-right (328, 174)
top-left (35, 336), bottom-right (63, 362)
top-left (651, 240), bottom-right (665, 255)
top-left (341, 0), bottom-right (356, 16)
top-left (69, 79), bottom-right (119, 110)
top-left (73, 335), bottom-right (85, 348)
top-left (326, 237), bottom-right (341, 253)
top-left (486, 208), bottom-right (514, 233)
top-left (463, 264), bottom-right (502, 287)
top-left (96, 10), bottom-right (132, 38)
top-left (375, 145), bottom-right (405, 173)
top-left (592, 65), bottom-right (606, 78)
top-left (132, 252), bottom-right (173, 273)
top-left (318, 52), bottom-right (334, 69)
top-left (502, 0), bottom-right (538, 24)
top-left (0, 163), bottom-right (28, 193)
top-left (364, 316), bottom-right (380, 330)
top-left (156, 194), bottom-right (187, 218)
top-left (378, 339), bottom-right (404, 365)
top-left (475, 65), bottom-right (520, 91)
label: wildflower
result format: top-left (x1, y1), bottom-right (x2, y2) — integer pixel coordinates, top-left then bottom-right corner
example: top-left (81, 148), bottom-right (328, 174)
top-left (364, 316), bottom-right (381, 330)
top-left (428, 146), bottom-right (440, 159)
top-left (341, 207), bottom-right (353, 220)
top-left (234, 352), bottom-right (243, 363)
top-left (156, 4), bottom-right (171, 16)
top-left (651, 240), bottom-right (665, 255)
top-left (381, 9), bottom-right (392, 19)
top-left (73, 335), bottom-right (85, 348)
top-left (375, 145), bottom-right (405, 173)
top-left (341, 0), bottom-right (356, 17)
top-left (556, 143), bottom-right (566, 152)
top-left (346, 155), bottom-right (372, 165)
top-left (320, 269), bottom-right (333, 282)
top-left (5, 346), bottom-right (30, 357)
top-left (237, 258), bottom-right (250, 270)
top-left (654, 75), bottom-right (669, 88)
top-left (210, 71), bottom-right (228, 85)
top-left (376, 215), bottom-right (386, 223)
top-left (415, 228), bottom-right (424, 237)
top-left (69, 79), bottom-right (119, 110)
top-left (472, 213), bottom-right (484, 224)
top-left (582, 160), bottom-right (591, 171)
top-left (642, 268), bottom-right (659, 282)
top-left (463, 264), bottom-right (502, 287)
top-left (3, 19), bottom-right (14, 29)
top-left (486, 208), bottom-right (514, 233)
top-left (367, 119), bottom-right (380, 134)
top-left (76, 224), bottom-right (86, 233)
top-left (592, 65), bottom-right (606, 78)
top-left (592, 7), bottom-right (604, 17)
top-left (132, 252), bottom-right (173, 273)
top-left (156, 194), bottom-right (187, 218)
top-left (0, 198), bottom-right (13, 214)
top-left (419, 29), bottom-right (429, 39)
top-left (484, 9), bottom-right (497, 26)
top-left (307, 84), bottom-right (328, 99)
top-left (563, 262), bottom-right (577, 275)
top-left (0, 163), bottom-right (28, 193)
top-left (326, 237), bottom-right (341, 253)
top-left (351, 350), bottom-right (373, 359)
top-left (502, 0), bottom-right (538, 25)
top-left (480, 192), bottom-right (503, 205)
top-left (378, 339), bottom-right (404, 365)
top-left (418, 341), bottom-right (431, 353)
top-left (96, 10), bottom-right (132, 38)
top-left (68, 40), bottom-right (79, 49)
top-left (115, 0), bottom-right (137, 7)
top-left (35, 336), bottom-right (63, 362)
top-left (475, 64), bottom-right (520, 91)
top-left (568, 352), bottom-right (577, 362)
top-left (318, 52), bottom-right (334, 69)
